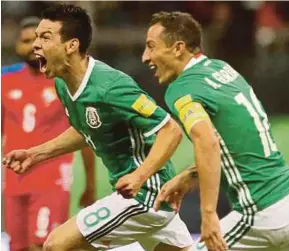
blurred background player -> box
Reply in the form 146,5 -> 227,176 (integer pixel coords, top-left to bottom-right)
1,17 -> 96,251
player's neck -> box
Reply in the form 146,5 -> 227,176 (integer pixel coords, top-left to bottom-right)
178,50 -> 202,74
177,53 -> 195,75
62,54 -> 89,96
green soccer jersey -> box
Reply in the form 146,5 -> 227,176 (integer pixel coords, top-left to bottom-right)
55,56 -> 175,209
165,54 -> 289,215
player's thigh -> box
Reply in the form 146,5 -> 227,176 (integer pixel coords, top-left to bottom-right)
43,216 -> 95,251
138,213 -> 193,251
28,189 -> 70,246
76,192 -> 143,250
77,192 -> 192,251
192,211 -> 273,251
4,194 -> 29,251
154,243 -> 192,251
275,223 -> 289,251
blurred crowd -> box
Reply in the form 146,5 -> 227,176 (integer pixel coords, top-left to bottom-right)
2,1 -> 289,114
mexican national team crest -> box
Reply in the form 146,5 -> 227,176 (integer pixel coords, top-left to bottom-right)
86,106 -> 102,129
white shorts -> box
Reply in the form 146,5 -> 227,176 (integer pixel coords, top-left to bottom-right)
76,192 -> 193,251
193,194 -> 289,251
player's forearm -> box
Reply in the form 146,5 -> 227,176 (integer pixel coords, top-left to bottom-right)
81,147 -> 96,191
193,133 -> 221,214
135,118 -> 182,180
28,127 -> 87,164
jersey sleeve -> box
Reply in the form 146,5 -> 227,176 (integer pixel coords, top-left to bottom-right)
105,75 -> 170,137
165,74 -> 217,134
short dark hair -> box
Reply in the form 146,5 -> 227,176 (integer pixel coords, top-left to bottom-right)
150,11 -> 202,52
42,4 -> 92,54
20,16 -> 40,30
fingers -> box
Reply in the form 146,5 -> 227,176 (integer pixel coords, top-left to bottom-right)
115,180 -> 127,191
9,161 -> 27,174
154,188 -> 168,212
200,233 -> 228,251
116,180 -> 134,199
2,152 -> 15,166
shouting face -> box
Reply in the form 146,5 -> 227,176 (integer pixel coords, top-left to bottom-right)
33,19 -> 67,78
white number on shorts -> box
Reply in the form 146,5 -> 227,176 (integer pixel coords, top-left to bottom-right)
35,207 -> 50,238
235,88 -> 277,157
22,104 -> 36,132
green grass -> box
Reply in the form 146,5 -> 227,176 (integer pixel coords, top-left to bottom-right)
69,116 -> 289,216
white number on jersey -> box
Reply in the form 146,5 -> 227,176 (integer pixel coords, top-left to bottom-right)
35,207 -> 50,238
23,103 -> 36,132
235,88 -> 277,157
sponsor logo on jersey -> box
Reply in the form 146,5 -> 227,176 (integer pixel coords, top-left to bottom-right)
8,89 -> 22,100
85,106 -> 102,129
132,94 -> 157,117
42,87 -> 57,106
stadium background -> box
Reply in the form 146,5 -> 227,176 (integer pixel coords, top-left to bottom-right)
1,0 -> 289,246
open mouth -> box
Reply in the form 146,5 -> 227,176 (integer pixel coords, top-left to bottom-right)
149,64 -> 158,77
35,54 -> 47,73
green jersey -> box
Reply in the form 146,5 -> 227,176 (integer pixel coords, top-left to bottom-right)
165,54 -> 289,214
55,56 -> 175,208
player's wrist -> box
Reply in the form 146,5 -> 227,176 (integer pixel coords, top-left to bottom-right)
180,166 -> 196,183
27,145 -> 48,164
133,167 -> 151,182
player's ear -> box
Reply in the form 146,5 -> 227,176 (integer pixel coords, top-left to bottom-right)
173,41 -> 186,57
66,38 -> 80,55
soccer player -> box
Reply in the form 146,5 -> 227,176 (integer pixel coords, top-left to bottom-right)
2,17 -> 96,251
142,11 -> 289,251
3,5 -> 193,251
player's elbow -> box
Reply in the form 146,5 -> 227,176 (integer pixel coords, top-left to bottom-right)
192,130 -> 220,153
166,118 -> 183,143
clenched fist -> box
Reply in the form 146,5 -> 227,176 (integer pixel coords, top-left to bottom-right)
2,149 -> 35,174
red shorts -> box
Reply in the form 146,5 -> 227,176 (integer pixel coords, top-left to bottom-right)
4,189 -> 70,251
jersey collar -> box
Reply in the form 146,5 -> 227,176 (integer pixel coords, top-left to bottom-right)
67,55 -> 95,101
183,53 -> 207,72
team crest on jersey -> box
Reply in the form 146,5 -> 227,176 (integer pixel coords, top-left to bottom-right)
85,106 -> 102,129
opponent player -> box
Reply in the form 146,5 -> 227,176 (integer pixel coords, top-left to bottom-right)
3,5 -> 193,251
2,17 -> 96,251
142,11 -> 289,251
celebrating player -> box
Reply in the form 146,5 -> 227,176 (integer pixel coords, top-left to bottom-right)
2,17 -> 96,251
143,11 -> 289,251
3,5 -> 193,251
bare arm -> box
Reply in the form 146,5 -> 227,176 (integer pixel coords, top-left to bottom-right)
134,118 -> 182,180
80,147 -> 96,192
189,120 -> 221,214
116,118 -> 183,197
28,126 -> 87,165
79,147 -> 97,207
